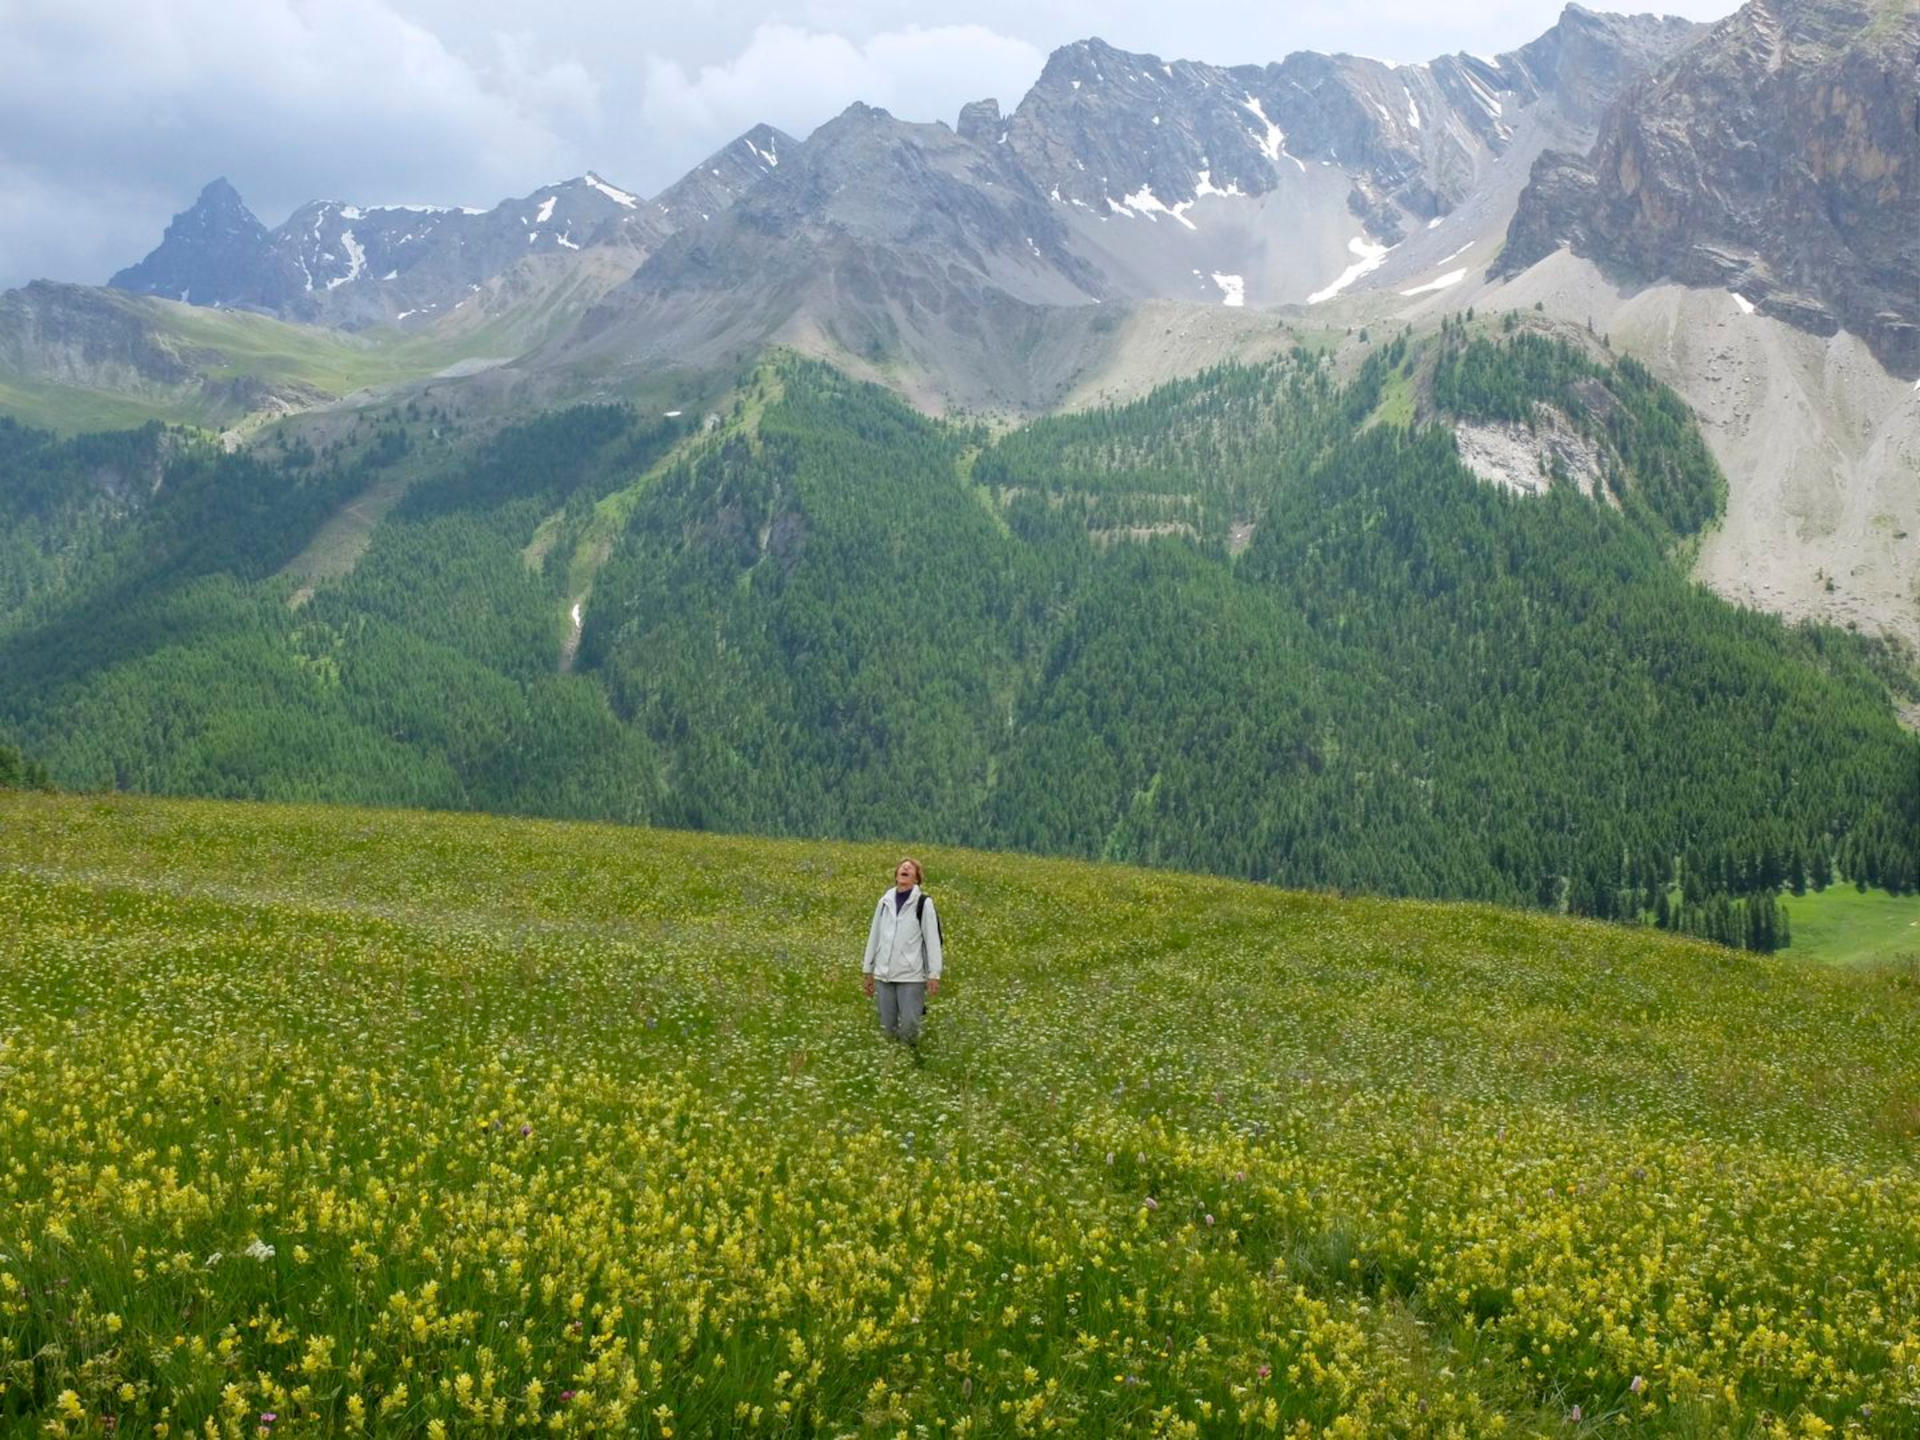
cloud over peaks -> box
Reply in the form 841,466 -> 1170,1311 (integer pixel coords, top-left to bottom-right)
639,23 -> 1044,159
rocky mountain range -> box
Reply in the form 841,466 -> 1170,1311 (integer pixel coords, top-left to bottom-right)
550,4 -> 1713,409
105,5 -> 1703,348
1498,0 -> 1919,372
107,126 -> 794,332
56,0 -> 1915,389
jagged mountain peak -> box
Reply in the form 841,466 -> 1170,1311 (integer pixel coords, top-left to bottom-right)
108,167 -> 674,329
956,99 -> 1004,144
650,124 -> 796,224
1499,0 -> 1918,372
109,177 -> 276,306
720,100 -> 1062,248
820,100 -> 899,130
1031,36 -> 1205,98
1041,35 -> 1163,73
1501,5 -> 1707,123
171,177 -> 267,237
192,177 -> 252,211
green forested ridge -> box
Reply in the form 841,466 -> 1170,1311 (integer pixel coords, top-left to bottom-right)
1431,322 -> 1723,538
1,336 -> 1914,945
0,406 -> 670,818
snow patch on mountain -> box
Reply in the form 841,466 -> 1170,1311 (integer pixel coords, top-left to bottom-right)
325,231 -> 365,291
1192,170 -> 1244,199
583,173 -> 638,208
1240,96 -> 1285,163
1118,184 -> 1198,230
1463,69 -> 1505,117
1308,236 -> 1392,304
1401,268 -> 1468,296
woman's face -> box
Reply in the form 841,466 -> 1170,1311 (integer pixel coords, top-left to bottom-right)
894,860 -> 919,890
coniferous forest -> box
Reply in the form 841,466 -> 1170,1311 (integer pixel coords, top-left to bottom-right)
2,330 -> 1915,950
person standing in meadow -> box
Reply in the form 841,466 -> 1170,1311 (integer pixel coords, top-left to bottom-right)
862,857 -> 942,1046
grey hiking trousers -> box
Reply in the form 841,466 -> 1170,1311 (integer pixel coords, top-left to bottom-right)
875,980 -> 926,1044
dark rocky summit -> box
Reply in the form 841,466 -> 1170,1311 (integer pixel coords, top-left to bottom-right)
109,179 -> 284,309
956,99 -> 1004,145
111,172 -> 671,330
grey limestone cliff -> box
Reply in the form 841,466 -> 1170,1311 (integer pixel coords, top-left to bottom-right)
1500,0 -> 1920,373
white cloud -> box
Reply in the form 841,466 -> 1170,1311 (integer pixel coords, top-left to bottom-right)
0,163 -> 168,301
638,23 -> 1044,160
0,0 -> 586,286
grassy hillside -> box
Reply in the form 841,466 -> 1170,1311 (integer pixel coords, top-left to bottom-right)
1783,885 -> 1920,967
2,792 -> 1916,1436
0,288 -> 504,435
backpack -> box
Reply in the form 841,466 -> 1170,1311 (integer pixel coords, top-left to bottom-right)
917,893 -> 943,952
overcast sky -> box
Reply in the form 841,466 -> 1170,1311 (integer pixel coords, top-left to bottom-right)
0,0 -> 1738,292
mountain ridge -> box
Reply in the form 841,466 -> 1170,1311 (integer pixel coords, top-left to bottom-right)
100,5 -> 1704,340
1497,0 -> 1920,373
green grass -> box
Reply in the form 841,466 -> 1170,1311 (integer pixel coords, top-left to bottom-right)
151,303 -> 450,394
1364,364 -> 1416,430
0,291 -> 565,436
0,374 -> 187,434
1783,884 -> 1920,966
1,791 -> 1916,1437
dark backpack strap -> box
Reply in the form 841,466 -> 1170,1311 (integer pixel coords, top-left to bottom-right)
918,893 -> 940,943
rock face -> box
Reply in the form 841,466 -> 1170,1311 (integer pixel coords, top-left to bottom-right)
556,6 -> 1702,408
109,180 -> 284,310
0,281 -> 325,416
0,281 -> 212,389
1499,0 -> 1920,374
652,124 -> 797,226
107,123 -> 802,333
573,103 -> 1108,409
1003,9 -> 1699,246
956,99 -> 1004,145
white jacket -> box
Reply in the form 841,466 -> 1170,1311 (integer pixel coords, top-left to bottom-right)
862,885 -> 943,983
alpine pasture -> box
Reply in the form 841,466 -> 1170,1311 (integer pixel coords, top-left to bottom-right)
1,793 -> 1915,1436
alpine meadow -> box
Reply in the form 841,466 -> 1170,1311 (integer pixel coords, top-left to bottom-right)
5,0 -> 1920,1433
2,793 -> 1917,1438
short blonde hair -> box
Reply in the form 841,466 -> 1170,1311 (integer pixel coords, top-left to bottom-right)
895,857 -> 924,886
